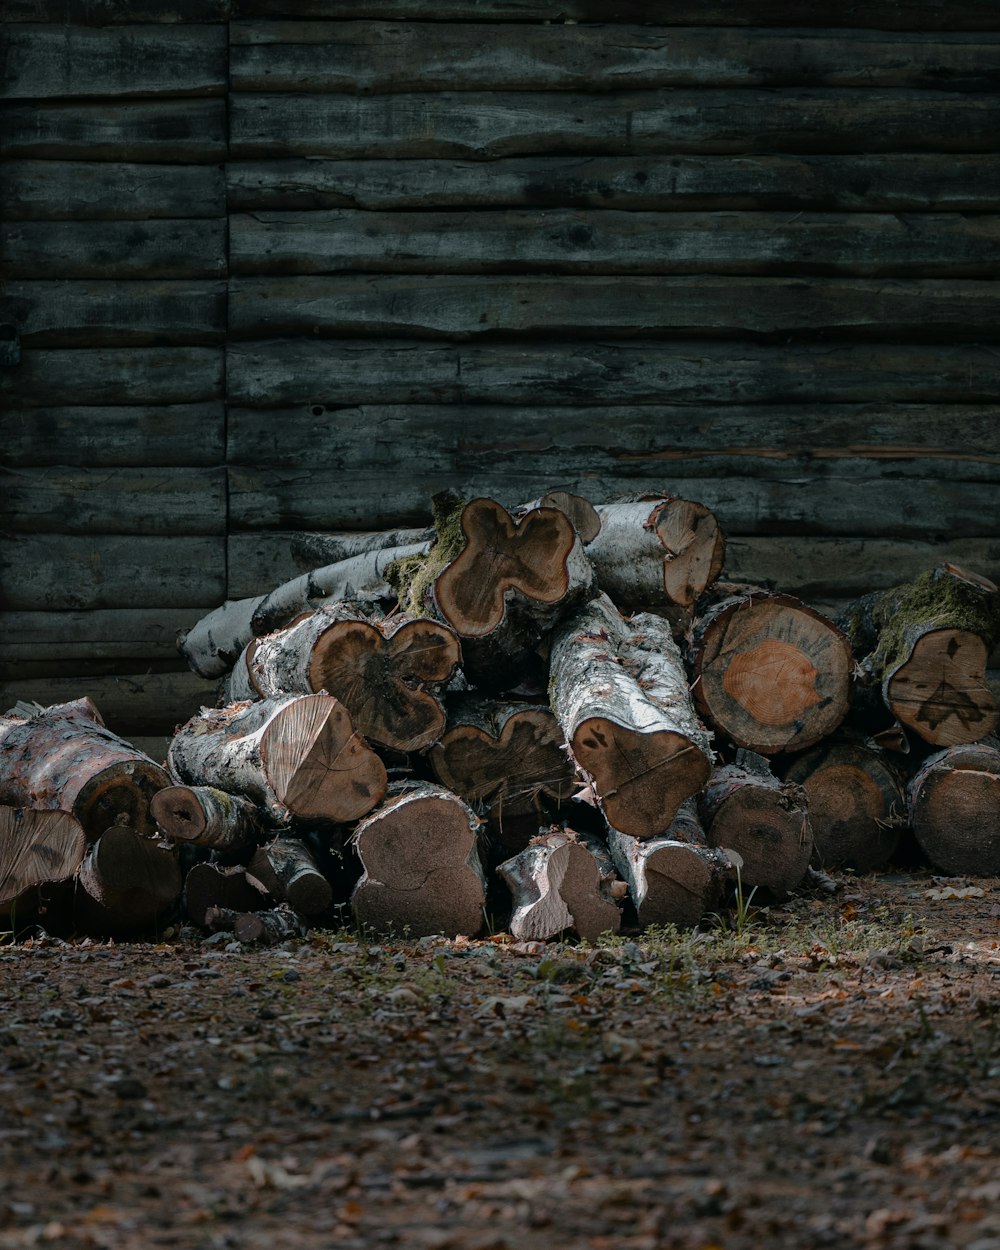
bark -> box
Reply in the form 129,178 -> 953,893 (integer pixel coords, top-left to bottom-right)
498,828 -> 622,942
167,693 -> 387,825
699,763 -> 813,902
74,825 -> 182,936
907,741 -> 1000,877
205,902 -> 307,944
549,593 -> 713,839
513,491 -> 601,543
185,861 -> 271,928
0,697 -> 169,840
838,564 -> 1000,747
0,807 -> 86,909
782,739 -> 905,872
351,781 -> 486,939
223,603 -> 461,753
151,784 -> 262,851
605,801 -> 734,929
246,837 -> 332,916
290,527 -> 434,572
587,497 -> 726,611
688,590 -> 854,754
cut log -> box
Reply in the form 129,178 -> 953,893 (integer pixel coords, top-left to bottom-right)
698,762 -> 812,902
782,739 -> 904,872
0,807 -> 86,909
513,491 -> 602,544
205,902 -> 307,944
605,801 -> 734,928
351,781 -> 486,939
223,604 -> 461,752
390,492 -> 595,688
176,540 -> 429,678
428,697 -> 577,853
167,693 -> 387,825
151,784 -> 262,851
586,497 -> 726,611
0,697 -> 169,839
74,825 -> 182,936
290,527 -> 434,572
497,828 -> 622,942
549,593 -> 713,839
184,861 -> 271,928
246,837 -> 332,916
907,741 -> 1000,877
688,590 -> 854,754
839,564 -> 1000,747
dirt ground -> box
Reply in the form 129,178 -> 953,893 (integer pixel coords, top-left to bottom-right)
0,866 -> 998,1250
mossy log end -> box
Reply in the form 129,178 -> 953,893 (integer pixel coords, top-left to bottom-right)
151,784 -> 262,851
498,828 -> 622,943
0,697 -> 169,840
351,781 -> 486,939
0,807 -> 86,910
167,693 -> 387,825
688,591 -> 854,754
907,742 -> 1000,877
549,593 -> 713,840
839,565 -> 1000,748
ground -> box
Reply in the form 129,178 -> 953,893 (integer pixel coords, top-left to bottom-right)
0,868 -> 998,1250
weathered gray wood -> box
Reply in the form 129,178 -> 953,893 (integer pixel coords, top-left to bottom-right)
227,275 -> 1000,341
1,347 -> 223,405
4,0 -> 229,20
3,221 -> 227,279
5,403 -> 224,467
226,339 -> 1000,407
2,25 -> 227,99
6,280 -> 226,346
226,154 -> 1000,214
230,24 -> 1000,93
230,91 -> 1000,160
0,608 -> 218,665
2,161 -> 225,219
0,100 -> 227,161
228,533 -> 303,598
229,209 -> 1000,278
0,535 -> 225,611
5,467 -> 226,535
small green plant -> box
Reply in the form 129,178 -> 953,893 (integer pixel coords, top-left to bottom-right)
732,863 -> 761,940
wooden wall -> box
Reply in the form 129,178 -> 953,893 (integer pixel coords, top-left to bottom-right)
3,1 -> 1000,748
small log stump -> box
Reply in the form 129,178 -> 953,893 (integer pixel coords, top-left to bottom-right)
907,741 -> 1000,877
151,784 -> 261,852
498,828 -> 622,942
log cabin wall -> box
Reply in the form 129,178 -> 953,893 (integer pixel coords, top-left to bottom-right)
2,1 -> 1000,748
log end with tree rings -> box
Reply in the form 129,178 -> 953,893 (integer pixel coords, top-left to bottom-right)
0,807 -> 86,909
907,743 -> 1000,877
690,593 -> 853,754
884,628 -> 998,747
498,833 -> 622,943
649,496 -> 726,609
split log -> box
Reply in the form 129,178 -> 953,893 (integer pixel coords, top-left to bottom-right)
151,784 -> 261,852
390,492 -> 596,689
782,739 -> 904,872
0,807 -> 86,910
605,801 -> 734,928
74,825 -> 182,936
167,693 -> 387,825
838,564 -> 1000,747
351,781 -> 486,939
907,741 -> 1000,877
0,697 -> 169,840
428,697 -> 577,853
205,902 -> 307,944
223,604 -> 460,753
497,828 -> 622,942
586,497 -> 726,611
246,837 -> 332,916
177,540 -> 429,678
184,861 -> 270,928
688,590 -> 853,753
698,761 -> 812,901
549,593 -> 713,839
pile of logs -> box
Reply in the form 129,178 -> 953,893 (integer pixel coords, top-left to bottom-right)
2,489 -> 998,944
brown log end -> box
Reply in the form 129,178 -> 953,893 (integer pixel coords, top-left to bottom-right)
75,827 -> 182,934
651,497 -> 726,608
702,786 -> 813,902
637,843 -> 726,929
909,745 -> 1000,877
73,757 -> 171,841
151,785 -> 211,843
541,490 -> 602,544
500,838 -> 621,943
886,629 -> 998,747
0,807 -> 86,907
185,862 -> 270,929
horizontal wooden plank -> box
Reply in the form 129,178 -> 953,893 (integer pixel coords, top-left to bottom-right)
5,280 -> 227,346
228,275 -> 1000,342
0,534 -> 225,610
229,210 -> 1000,278
0,347 -> 224,405
227,339 -> 1000,406
5,467 -> 227,535
226,154 -> 1000,214
230,90 -> 1000,159
2,25 -> 227,99
4,0 -> 228,21
5,403 -> 224,467
230,23 -> 1000,93
2,220 -> 227,279
0,100 -> 227,161
2,161 -> 225,219
0,608 -> 215,664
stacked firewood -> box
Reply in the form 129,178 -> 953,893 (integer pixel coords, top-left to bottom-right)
2,490 -> 998,943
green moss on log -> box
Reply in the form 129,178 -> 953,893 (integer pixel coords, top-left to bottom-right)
386,490 -> 468,618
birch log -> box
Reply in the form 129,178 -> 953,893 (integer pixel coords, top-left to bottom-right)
549,593 -> 713,839
907,741 -> 1000,876
167,693 -> 387,825
0,697 -> 169,840
498,828 -> 622,942
0,807 -> 86,910
246,837 -> 332,916
351,781 -> 486,938
205,903 -> 307,944
151,784 -> 262,852
513,491 -> 602,543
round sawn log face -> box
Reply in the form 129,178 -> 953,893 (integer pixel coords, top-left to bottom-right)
884,628 -> 997,747
907,743 -> 1000,877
